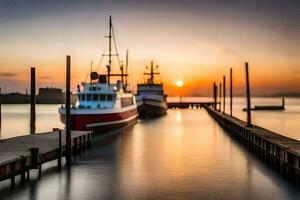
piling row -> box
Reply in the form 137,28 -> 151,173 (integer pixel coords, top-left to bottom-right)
204,105 -> 300,185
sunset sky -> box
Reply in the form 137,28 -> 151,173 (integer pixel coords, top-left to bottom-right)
0,0 -> 299,96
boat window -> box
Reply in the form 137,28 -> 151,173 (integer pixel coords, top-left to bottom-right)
121,97 -> 133,107
107,94 -> 113,101
81,94 -> 86,101
100,94 -> 106,101
92,94 -> 98,101
87,94 -> 92,101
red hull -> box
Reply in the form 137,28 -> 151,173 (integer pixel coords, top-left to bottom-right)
60,108 -> 138,132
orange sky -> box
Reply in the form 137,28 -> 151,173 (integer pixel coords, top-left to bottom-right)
0,0 -> 299,96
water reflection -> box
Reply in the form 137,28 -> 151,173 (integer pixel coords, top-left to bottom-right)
0,109 -> 299,199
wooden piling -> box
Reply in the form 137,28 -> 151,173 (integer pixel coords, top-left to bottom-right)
212,83 -> 214,109
58,129 -> 62,168
53,128 -> 62,168
20,156 -> 26,183
30,67 -> 36,134
215,84 -> 218,111
30,147 -> 39,169
230,68 -> 233,117
223,76 -> 226,113
219,82 -> 222,112
0,87 -> 2,130
213,82 -> 217,110
66,55 -> 72,166
38,165 -> 42,177
245,62 -> 252,127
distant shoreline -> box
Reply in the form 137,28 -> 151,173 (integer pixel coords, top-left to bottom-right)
1,95 -> 300,105
1,89 -> 300,105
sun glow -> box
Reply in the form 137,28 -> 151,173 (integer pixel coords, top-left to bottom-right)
175,80 -> 183,88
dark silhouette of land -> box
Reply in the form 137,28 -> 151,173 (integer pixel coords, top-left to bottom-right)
0,87 -> 65,104
1,88 -> 300,104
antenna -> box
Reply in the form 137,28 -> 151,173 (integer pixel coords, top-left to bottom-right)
150,60 -> 154,80
90,61 -> 93,84
125,49 -> 129,85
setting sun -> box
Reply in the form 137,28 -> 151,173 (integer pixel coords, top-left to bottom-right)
175,80 -> 183,88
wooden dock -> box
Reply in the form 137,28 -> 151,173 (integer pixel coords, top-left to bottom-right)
0,130 -> 92,185
168,102 -> 212,109
204,105 -> 300,185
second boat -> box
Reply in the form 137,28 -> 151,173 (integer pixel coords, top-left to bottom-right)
136,61 -> 167,118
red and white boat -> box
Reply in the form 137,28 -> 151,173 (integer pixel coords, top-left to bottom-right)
59,16 -> 138,131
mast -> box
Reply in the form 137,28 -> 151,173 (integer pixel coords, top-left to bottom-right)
90,61 -> 93,84
102,16 -> 128,84
107,15 -> 112,84
144,60 -> 159,83
150,60 -> 154,80
125,49 -> 129,85
121,62 -> 124,84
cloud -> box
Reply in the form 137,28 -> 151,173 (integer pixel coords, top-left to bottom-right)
0,72 -> 17,77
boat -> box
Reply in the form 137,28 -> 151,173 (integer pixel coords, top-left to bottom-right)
136,61 -> 167,118
59,16 -> 138,131
242,98 -> 285,111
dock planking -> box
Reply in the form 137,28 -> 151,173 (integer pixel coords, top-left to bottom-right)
205,105 -> 300,185
0,130 -> 92,183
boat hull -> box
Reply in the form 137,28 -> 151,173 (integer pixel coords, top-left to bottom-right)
59,108 -> 138,132
137,99 -> 167,118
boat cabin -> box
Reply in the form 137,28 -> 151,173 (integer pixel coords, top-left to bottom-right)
75,80 -> 134,110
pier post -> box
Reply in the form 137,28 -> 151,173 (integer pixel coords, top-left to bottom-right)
53,128 -> 62,168
215,84 -> 218,111
20,156 -> 26,183
0,87 -> 2,130
245,62 -> 252,127
30,67 -> 36,134
230,68 -> 233,117
30,147 -> 39,169
58,129 -> 62,168
219,82 -> 222,112
66,55 -> 72,166
223,76 -> 226,113
213,82 -> 217,110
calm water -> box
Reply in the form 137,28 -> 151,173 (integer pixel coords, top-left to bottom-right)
1,98 -> 300,140
170,97 -> 300,141
0,102 -> 299,199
